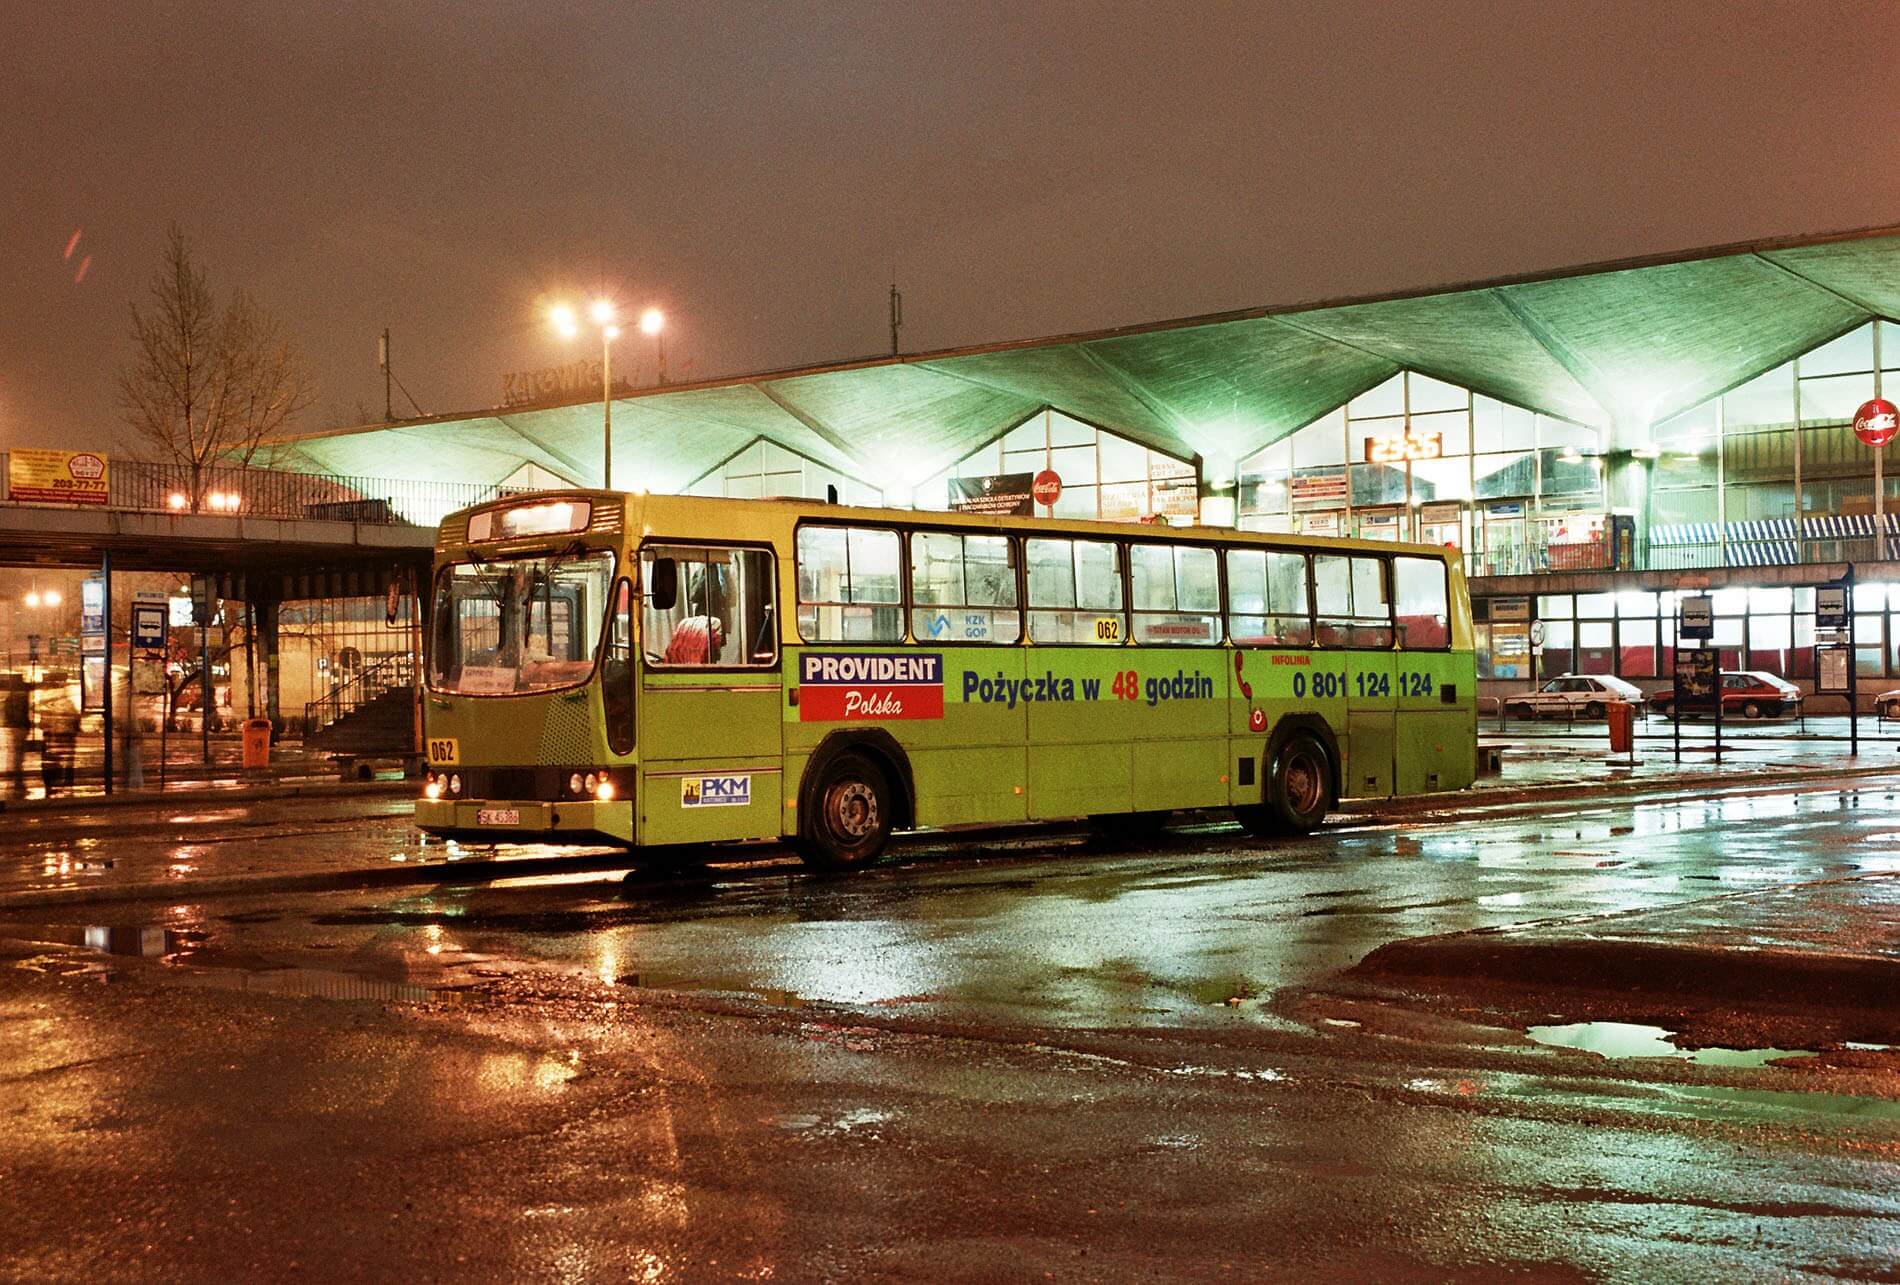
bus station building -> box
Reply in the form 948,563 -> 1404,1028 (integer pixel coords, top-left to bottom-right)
275,224 -> 1900,708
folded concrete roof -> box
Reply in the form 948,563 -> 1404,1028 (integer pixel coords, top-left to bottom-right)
275,222 -> 1900,495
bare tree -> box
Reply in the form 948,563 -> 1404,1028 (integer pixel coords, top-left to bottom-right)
118,226 -> 315,510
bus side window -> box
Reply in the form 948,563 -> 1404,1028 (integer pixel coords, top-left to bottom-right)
604,579 -> 634,752
643,546 -> 778,667
1027,538 -> 1123,643
1228,549 -> 1311,646
1394,556 -> 1450,649
911,532 -> 1019,644
1129,543 -> 1220,645
1315,554 -> 1394,649
797,525 -> 903,642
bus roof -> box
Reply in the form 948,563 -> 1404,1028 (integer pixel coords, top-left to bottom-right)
439,489 -> 1463,562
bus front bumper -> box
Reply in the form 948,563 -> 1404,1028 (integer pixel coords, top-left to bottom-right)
414,798 -> 633,844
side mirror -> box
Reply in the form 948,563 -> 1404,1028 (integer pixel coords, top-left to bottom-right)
648,558 -> 679,612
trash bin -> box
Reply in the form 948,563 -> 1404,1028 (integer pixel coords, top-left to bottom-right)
1606,700 -> 1635,755
241,717 -> 273,770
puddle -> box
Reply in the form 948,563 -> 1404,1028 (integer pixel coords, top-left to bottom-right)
1528,1020 -> 1817,1067
5,922 -> 201,958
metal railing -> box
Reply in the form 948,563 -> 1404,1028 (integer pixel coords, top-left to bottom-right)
304,652 -> 415,736
0,454 -> 548,529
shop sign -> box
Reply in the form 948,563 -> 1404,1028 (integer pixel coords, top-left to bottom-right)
1150,472 -> 1199,517
1291,474 -> 1348,506
1300,512 -> 1341,537
1418,503 -> 1463,525
1489,597 -> 1530,622
9,449 -> 108,506
1031,469 -> 1063,507
949,473 -> 1033,516
1485,501 -> 1525,518
1854,398 -> 1900,448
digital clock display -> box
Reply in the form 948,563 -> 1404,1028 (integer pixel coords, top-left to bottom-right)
1364,431 -> 1444,464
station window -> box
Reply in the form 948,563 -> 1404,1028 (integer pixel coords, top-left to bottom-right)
909,532 -> 1021,644
642,545 -> 778,667
1314,554 -> 1393,649
1392,556 -> 1450,649
1128,543 -> 1221,645
795,525 -> 903,643
1026,538 -> 1125,644
1227,548 -> 1312,646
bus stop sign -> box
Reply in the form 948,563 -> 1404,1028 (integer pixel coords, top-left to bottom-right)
1817,584 -> 1849,629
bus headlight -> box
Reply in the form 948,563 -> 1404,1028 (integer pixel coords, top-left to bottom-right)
569,772 -> 585,796
584,772 -> 599,793
595,780 -> 616,801
448,774 -> 462,796
423,778 -> 443,801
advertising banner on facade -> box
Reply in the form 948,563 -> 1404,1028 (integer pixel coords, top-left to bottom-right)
8,450 -> 108,505
949,473 -> 1034,516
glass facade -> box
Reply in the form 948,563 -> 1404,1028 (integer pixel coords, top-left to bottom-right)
1236,372 -> 1608,574
916,409 -> 1200,522
687,439 -> 883,507
1651,320 -> 1900,549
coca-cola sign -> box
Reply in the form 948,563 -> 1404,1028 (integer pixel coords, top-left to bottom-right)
1854,397 -> 1899,448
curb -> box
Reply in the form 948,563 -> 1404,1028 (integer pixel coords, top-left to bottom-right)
1346,760 -> 1900,817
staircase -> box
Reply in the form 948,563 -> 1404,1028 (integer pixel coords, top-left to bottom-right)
304,654 -> 417,756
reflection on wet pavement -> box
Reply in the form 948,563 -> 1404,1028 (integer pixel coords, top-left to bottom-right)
1528,1020 -> 1819,1067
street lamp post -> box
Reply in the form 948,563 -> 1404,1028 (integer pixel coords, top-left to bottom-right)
552,300 -> 621,489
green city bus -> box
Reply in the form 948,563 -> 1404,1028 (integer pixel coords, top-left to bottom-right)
416,490 -> 1476,867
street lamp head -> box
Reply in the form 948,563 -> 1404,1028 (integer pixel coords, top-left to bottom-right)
639,308 -> 664,336
590,299 -> 616,326
23,592 -> 39,608
549,303 -> 580,339
42,590 -> 60,606
603,324 -> 620,341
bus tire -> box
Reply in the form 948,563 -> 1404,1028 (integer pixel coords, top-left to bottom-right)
1236,733 -> 1332,838
795,751 -> 894,870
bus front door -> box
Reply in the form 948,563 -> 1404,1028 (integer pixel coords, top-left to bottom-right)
635,545 -> 785,845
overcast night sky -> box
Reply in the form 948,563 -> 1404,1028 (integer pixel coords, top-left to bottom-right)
4,1 -> 1899,456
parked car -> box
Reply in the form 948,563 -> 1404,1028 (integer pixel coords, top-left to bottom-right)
1502,674 -> 1645,720
1649,670 -> 1801,720
1877,688 -> 1900,719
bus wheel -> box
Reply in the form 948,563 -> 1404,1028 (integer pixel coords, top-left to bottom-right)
797,752 -> 894,869
1236,734 -> 1332,838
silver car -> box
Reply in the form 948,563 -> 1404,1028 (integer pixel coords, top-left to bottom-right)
1504,674 -> 1645,720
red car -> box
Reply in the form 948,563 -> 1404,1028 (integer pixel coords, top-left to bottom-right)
1649,670 -> 1802,720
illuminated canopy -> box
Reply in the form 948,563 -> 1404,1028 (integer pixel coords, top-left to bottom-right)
274,223 -> 1900,496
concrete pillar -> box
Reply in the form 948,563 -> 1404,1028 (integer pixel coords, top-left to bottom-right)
257,591 -> 283,732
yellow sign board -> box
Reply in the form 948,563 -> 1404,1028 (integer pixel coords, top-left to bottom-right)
426,737 -> 459,766
8,449 -> 108,506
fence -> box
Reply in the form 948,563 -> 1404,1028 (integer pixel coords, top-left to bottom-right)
0,454 -> 545,529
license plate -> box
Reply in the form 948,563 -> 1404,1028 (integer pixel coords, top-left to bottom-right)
477,808 -> 520,826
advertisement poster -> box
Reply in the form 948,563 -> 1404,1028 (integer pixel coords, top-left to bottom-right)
1674,647 -> 1718,710
949,473 -> 1034,516
8,449 -> 108,505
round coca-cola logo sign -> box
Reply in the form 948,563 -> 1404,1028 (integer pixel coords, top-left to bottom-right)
1854,398 -> 1899,448
1031,469 -> 1062,507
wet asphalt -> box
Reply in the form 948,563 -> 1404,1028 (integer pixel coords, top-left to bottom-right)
4,764 -> 1900,1278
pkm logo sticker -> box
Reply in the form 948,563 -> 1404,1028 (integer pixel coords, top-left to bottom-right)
682,775 -> 752,808
797,651 -> 944,722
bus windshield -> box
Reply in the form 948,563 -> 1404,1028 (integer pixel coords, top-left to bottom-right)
430,549 -> 616,695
